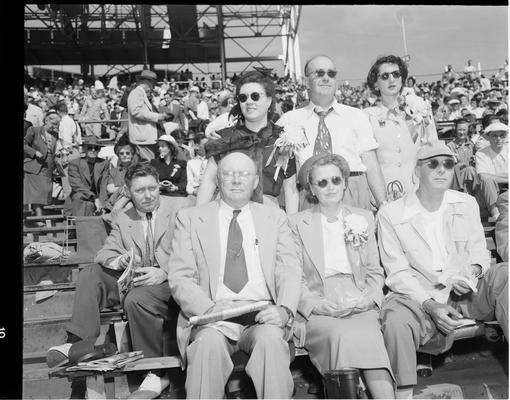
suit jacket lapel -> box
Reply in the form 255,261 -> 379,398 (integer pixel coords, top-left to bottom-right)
196,202 -> 221,299
299,207 -> 326,284
153,205 -> 170,247
80,159 -> 92,186
251,203 -> 276,300
126,208 -> 145,257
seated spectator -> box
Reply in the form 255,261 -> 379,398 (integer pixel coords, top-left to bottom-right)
103,140 -> 137,213
150,135 -> 188,198
475,122 -> 508,220
167,152 -> 301,399
448,98 -> 462,120
448,118 -> 478,195
496,191 -> 508,262
377,141 -> 508,399
204,90 -> 235,139
63,136 -> 109,216
47,163 -> 186,398
186,136 -> 208,196
290,153 -> 395,398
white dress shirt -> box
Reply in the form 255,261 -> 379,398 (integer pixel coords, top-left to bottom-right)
320,211 -> 352,277
186,156 -> 207,195
276,100 -> 378,172
416,201 -> 448,273
475,144 -> 508,178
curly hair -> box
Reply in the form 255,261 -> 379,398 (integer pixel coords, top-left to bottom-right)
229,70 -> 276,122
366,55 -> 408,95
124,162 -> 159,188
305,154 -> 350,204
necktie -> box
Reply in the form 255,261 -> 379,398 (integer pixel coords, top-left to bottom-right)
143,212 -> 155,268
313,107 -> 334,155
223,210 -> 248,293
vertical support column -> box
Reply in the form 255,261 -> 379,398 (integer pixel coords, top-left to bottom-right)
216,5 -> 227,87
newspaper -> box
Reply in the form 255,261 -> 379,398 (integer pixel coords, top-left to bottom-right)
65,351 -> 144,372
188,300 -> 271,326
117,248 -> 137,305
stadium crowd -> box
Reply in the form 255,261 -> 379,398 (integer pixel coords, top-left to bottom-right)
23,55 -> 508,399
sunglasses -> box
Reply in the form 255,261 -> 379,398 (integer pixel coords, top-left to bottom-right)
312,176 -> 343,188
378,71 -> 402,80
86,146 -> 101,152
309,69 -> 338,79
421,158 -> 455,170
237,92 -> 265,103
119,151 -> 132,156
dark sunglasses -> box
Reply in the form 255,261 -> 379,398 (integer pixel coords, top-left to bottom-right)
237,92 -> 265,103
119,151 -> 132,156
312,176 -> 343,188
378,70 -> 402,80
309,69 -> 338,79
422,158 -> 455,170
86,146 -> 101,152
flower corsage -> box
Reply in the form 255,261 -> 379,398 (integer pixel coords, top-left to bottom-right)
265,124 -> 308,181
344,214 -> 369,249
397,88 -> 433,143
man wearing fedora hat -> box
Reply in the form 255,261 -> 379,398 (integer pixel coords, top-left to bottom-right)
128,69 -> 172,161
63,135 -> 109,216
377,140 -> 508,398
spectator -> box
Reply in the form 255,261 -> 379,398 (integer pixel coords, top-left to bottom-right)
150,135 -> 188,199
186,136 -> 208,196
475,121 -> 508,220
448,118 -> 479,195
24,111 -> 61,221
25,94 -> 45,127
167,152 -> 301,399
378,140 -> 508,399
448,98 -> 462,120
78,82 -> 110,138
127,70 -> 171,161
205,90 -> 235,138
495,191 -> 508,262
63,136 -> 109,216
196,90 -> 210,121
464,59 -> 477,81
24,102 -> 33,136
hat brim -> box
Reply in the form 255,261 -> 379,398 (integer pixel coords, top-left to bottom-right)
136,75 -> 157,83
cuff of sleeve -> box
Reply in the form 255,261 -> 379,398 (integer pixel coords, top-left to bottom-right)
414,292 -> 432,308
105,255 -> 123,271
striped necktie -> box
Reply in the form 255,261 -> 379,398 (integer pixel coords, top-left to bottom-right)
143,212 -> 155,268
313,107 -> 334,155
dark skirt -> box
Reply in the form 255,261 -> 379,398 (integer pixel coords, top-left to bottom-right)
24,168 -> 53,205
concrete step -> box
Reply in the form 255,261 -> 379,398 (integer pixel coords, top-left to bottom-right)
24,321 -> 68,354
24,291 -> 75,320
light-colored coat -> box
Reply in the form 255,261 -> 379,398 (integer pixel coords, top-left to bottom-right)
289,205 -> 384,320
377,190 -> 490,305
127,85 -> 160,145
167,200 -> 302,365
95,196 -> 193,273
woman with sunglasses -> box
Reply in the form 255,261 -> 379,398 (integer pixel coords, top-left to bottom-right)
196,70 -> 297,209
290,153 -> 395,399
364,55 -> 437,201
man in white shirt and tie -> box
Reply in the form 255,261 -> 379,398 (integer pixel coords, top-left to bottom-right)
168,151 -> 302,398
46,163 -> 191,398
277,55 -> 387,213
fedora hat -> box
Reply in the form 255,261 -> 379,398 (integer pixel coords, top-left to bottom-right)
136,70 -> 158,83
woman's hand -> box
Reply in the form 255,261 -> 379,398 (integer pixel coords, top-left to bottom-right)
312,299 -> 342,317
352,295 -> 375,314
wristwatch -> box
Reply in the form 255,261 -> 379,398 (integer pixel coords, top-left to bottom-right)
280,305 -> 294,328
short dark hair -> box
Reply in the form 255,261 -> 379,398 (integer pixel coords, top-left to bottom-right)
56,102 -> 68,113
366,55 -> 409,94
124,162 -> 159,187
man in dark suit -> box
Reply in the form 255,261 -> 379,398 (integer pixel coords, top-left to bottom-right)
63,136 -> 109,216
48,163 -> 192,398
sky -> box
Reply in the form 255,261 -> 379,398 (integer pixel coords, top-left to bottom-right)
28,5 -> 508,85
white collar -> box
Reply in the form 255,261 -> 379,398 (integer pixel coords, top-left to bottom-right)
402,190 -> 465,221
135,205 -> 159,220
306,99 -> 342,117
219,199 -> 251,216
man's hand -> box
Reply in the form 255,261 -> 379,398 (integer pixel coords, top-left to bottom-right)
94,198 -> 103,212
451,279 -> 473,296
118,253 -> 142,270
35,150 -> 44,159
254,305 -> 288,327
133,267 -> 167,286
422,299 -> 463,335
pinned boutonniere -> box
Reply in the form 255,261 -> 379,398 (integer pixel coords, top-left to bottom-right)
265,124 -> 309,181
170,164 -> 181,178
344,214 -> 369,249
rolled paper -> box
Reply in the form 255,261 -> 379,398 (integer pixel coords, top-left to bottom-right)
188,300 -> 271,326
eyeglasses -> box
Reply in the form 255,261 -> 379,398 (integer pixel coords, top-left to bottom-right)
489,132 -> 507,139
308,69 -> 338,79
221,170 -> 253,180
312,176 -> 343,188
119,151 -> 132,156
378,71 -> 402,80
237,92 -> 265,103
86,146 -> 101,152
421,158 -> 455,170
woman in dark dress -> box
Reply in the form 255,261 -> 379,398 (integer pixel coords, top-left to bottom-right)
150,134 -> 188,197
195,70 -> 298,211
